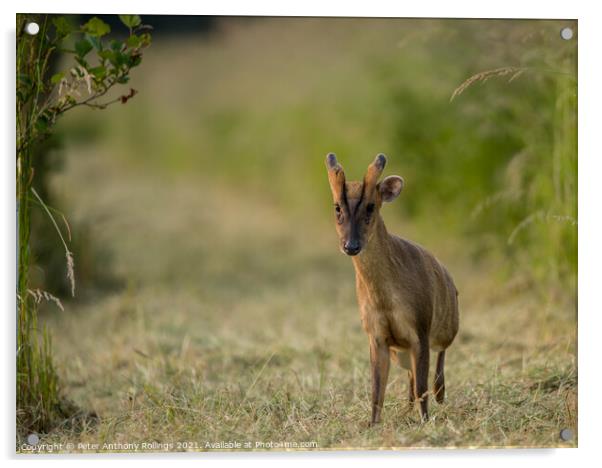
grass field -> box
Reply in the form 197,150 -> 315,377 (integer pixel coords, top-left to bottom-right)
33,150 -> 576,450
21,17 -> 576,451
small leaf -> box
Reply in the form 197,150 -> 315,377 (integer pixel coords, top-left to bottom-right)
75,38 -> 93,58
113,51 -> 127,68
75,56 -> 89,68
82,17 -> 111,37
139,33 -> 152,47
87,34 -> 103,51
127,52 -> 142,68
120,88 -> 138,104
110,39 -> 123,52
35,115 -> 49,134
88,66 -> 106,81
50,72 -> 64,84
126,35 -> 142,48
53,17 -> 74,38
119,15 -> 141,28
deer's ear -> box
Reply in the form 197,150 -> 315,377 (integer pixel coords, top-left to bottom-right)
378,176 -> 404,203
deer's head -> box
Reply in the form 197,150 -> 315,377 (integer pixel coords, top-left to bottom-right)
325,153 -> 404,256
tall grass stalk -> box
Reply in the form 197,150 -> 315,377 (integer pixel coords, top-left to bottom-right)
31,187 -> 76,297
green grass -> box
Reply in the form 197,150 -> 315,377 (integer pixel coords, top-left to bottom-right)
20,17 -> 577,451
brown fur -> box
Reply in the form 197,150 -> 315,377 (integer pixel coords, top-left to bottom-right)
326,153 -> 459,424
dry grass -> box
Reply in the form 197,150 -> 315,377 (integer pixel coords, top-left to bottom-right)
22,150 -> 576,452
450,67 -> 527,102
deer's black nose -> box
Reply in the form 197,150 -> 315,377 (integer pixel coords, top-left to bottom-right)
344,240 -> 361,256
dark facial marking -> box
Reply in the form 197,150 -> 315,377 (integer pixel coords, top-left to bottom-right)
365,203 -> 375,224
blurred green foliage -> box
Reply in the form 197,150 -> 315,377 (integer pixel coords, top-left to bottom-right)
384,20 -> 577,296
56,18 -> 576,300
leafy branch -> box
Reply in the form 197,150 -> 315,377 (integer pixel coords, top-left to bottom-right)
17,15 -> 152,154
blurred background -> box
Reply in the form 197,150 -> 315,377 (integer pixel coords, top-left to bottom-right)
31,17 -> 577,447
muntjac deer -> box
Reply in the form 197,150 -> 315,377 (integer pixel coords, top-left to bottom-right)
325,153 -> 459,424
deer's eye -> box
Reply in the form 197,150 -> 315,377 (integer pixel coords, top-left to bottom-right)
334,204 -> 343,224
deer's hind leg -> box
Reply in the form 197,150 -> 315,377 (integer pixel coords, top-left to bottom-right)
391,350 -> 414,403
433,350 -> 446,404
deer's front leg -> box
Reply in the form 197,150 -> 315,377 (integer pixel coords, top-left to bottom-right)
410,338 -> 430,422
369,337 -> 390,425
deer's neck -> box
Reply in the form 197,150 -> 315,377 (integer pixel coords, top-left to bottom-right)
351,215 -> 394,286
